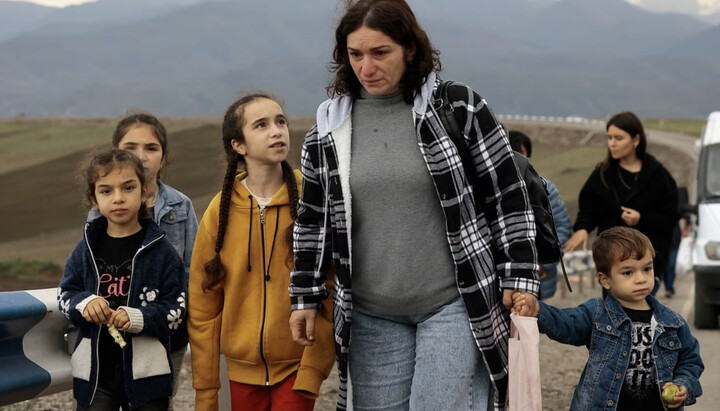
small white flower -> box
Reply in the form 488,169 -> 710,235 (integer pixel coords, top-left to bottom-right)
139,288 -> 159,307
167,309 -> 182,330
177,293 -> 186,309
59,298 -> 71,318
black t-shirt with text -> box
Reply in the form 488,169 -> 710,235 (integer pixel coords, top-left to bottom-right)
93,227 -> 145,387
617,306 -> 665,411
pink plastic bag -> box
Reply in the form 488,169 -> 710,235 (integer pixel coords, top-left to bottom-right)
506,312 -> 542,411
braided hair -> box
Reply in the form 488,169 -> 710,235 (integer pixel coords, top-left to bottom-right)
202,93 -> 299,291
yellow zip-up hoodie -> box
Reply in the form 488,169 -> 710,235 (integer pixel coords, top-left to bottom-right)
188,170 -> 334,410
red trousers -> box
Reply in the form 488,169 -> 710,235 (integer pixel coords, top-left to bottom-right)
229,372 -> 315,411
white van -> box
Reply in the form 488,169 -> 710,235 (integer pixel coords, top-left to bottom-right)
693,111 -> 720,328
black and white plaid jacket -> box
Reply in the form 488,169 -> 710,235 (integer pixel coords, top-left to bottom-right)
290,72 -> 540,411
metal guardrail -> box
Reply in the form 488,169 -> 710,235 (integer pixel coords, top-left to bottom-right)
496,114 -> 606,126
0,288 -> 72,406
0,254 -> 597,407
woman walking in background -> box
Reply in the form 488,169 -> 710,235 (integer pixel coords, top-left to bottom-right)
88,113 -> 198,408
288,1 -> 539,409
188,93 -> 335,411
564,111 -> 679,295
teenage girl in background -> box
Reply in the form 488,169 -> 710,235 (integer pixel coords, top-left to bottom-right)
188,93 -> 335,411
89,113 -> 198,408
60,148 -> 186,410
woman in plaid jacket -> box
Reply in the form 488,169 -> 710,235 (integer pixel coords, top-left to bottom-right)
289,1 -> 540,410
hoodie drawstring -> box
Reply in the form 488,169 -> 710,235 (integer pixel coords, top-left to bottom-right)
247,195 -> 253,271
264,210 -> 280,281
247,195 -> 281,279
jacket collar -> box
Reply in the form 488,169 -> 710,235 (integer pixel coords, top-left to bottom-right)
84,216 -> 165,248
603,292 -> 683,329
316,72 -> 438,135
155,180 -> 183,208
231,170 -> 299,209
607,153 -> 662,186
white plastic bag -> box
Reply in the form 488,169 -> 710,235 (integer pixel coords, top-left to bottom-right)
675,236 -> 693,278
506,313 -> 542,411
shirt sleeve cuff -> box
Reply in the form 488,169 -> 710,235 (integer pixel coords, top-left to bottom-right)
501,277 -> 540,296
76,294 -> 105,316
119,306 -> 145,333
292,367 -> 324,399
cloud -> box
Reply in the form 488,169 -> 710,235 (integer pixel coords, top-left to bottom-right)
627,0 -> 720,15
5,0 -> 97,8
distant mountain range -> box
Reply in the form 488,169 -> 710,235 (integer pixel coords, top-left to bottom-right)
0,0 -> 718,118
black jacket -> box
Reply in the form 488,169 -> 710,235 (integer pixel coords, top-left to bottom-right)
574,153 -> 679,275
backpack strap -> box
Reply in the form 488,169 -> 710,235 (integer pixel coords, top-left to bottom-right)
434,81 -> 476,187
433,80 -> 572,293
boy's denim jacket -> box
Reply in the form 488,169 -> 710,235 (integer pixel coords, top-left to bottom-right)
538,294 -> 703,410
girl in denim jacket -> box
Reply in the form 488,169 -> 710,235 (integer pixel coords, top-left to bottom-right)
514,227 -> 703,410
88,113 -> 198,409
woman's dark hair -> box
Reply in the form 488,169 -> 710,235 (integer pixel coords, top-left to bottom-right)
80,147 -> 150,219
328,0 -> 441,103
112,113 -> 169,180
202,93 -> 299,291
600,111 -> 647,187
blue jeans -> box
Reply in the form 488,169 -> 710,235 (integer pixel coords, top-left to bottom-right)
539,264 -> 557,300
349,298 -> 491,411
664,226 -> 681,294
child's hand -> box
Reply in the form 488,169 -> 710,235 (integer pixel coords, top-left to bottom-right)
662,382 -> 687,409
511,291 -> 526,313
83,297 -> 113,325
108,308 -> 131,331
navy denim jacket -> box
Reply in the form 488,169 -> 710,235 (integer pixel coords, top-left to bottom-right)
538,295 -> 703,410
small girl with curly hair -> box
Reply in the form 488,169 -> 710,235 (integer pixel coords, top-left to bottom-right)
59,148 -> 186,410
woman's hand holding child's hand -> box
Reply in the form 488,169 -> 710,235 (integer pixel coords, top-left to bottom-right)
505,291 -> 539,317
662,382 -> 687,409
83,297 -> 113,325
511,292 -> 526,313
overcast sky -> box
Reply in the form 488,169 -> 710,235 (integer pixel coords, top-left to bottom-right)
6,0 -> 720,15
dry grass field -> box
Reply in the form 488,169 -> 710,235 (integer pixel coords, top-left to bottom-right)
0,117 -> 696,291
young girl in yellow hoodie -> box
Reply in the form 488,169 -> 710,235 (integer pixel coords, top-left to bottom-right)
188,93 -> 335,410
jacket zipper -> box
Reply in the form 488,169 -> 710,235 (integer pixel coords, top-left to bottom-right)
84,223 -> 164,408
83,223 -> 102,407
124,234 -> 164,408
258,206 -> 271,385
